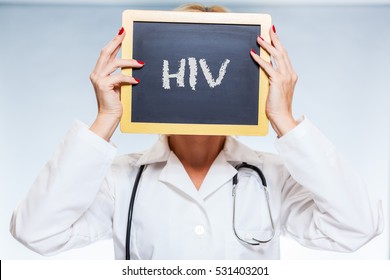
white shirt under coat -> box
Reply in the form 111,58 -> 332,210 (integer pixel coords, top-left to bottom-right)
10,118 -> 383,259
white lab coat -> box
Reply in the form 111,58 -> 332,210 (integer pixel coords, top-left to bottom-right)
10,118 -> 383,259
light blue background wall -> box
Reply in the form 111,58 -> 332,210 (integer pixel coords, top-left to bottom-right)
0,2 -> 389,259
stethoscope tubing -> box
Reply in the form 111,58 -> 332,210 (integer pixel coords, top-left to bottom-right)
125,164 -> 145,260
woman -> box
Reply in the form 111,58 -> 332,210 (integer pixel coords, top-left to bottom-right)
10,4 -> 383,259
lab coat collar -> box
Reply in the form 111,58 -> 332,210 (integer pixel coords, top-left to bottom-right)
135,135 -> 171,166
136,135 -> 259,166
222,136 -> 262,166
158,151 -> 202,202
136,135 -> 261,167
158,150 -> 238,203
136,135 -> 262,202
198,152 -> 237,200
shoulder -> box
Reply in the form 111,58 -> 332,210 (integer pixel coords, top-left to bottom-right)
111,153 -> 143,172
254,150 -> 290,182
225,136 -> 284,168
107,153 -> 145,194
254,150 -> 284,168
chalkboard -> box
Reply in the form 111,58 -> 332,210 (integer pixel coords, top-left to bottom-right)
121,10 -> 272,135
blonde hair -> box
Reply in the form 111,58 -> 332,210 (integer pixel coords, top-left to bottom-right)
175,3 -> 229,13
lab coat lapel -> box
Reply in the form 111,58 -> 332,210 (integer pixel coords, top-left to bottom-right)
197,136 -> 262,200
159,152 -> 237,203
199,152 -> 237,200
158,152 -> 204,204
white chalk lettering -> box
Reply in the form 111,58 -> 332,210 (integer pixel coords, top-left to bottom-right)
199,58 -> 230,89
162,58 -> 186,90
162,58 -> 230,91
188,57 -> 198,91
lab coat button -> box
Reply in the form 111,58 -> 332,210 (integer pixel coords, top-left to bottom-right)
194,225 -> 205,235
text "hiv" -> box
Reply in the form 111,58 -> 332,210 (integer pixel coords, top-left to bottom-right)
162,58 -> 230,91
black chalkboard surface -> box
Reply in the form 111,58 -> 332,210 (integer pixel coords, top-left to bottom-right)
121,10 -> 272,135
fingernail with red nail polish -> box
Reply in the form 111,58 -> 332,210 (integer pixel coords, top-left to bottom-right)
134,78 -> 140,83
137,60 -> 145,65
118,27 -> 124,35
250,49 -> 256,54
258,36 -> 264,41
272,25 -> 276,33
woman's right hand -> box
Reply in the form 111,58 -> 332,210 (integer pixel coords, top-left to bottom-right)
89,27 -> 144,141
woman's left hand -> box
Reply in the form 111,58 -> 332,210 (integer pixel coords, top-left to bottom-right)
250,25 -> 298,137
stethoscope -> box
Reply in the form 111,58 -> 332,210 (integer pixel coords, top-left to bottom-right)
125,162 -> 275,260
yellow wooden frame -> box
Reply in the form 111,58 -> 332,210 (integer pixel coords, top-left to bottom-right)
121,10 -> 271,136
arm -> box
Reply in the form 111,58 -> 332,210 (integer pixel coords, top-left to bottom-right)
10,121 -> 117,255
251,26 -> 383,251
10,27 -> 144,255
276,118 -> 383,251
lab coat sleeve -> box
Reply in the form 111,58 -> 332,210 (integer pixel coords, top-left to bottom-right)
275,118 -> 383,252
10,120 -> 117,256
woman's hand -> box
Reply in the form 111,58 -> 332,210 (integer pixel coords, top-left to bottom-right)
89,27 -> 144,141
250,25 -> 298,137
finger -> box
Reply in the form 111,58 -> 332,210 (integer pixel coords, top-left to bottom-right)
92,73 -> 139,92
269,25 -> 284,51
102,59 -> 145,76
110,43 -> 122,61
93,27 -> 126,74
256,35 -> 288,74
106,73 -> 140,88
268,26 -> 295,74
250,49 -> 276,78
